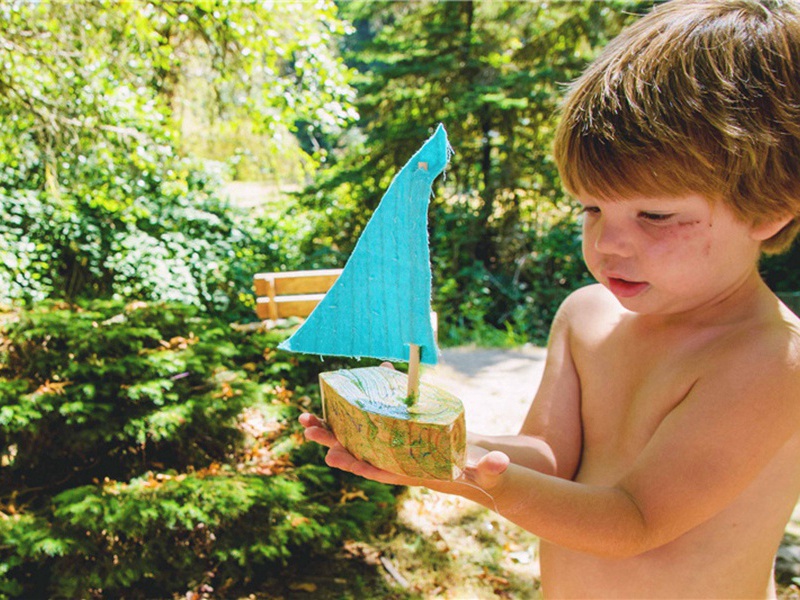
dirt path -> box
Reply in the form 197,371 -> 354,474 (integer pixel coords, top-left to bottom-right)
422,344 -> 547,436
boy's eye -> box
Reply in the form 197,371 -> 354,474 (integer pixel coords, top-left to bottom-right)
639,211 -> 675,223
580,206 -> 601,216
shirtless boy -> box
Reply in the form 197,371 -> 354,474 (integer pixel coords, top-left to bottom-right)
301,0 -> 800,597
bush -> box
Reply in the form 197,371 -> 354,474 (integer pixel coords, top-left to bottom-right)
430,197 -> 593,347
0,155 -> 273,320
761,243 -> 800,294
0,301 -> 398,598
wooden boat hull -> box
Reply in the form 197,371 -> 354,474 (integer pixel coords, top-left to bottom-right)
320,366 -> 466,480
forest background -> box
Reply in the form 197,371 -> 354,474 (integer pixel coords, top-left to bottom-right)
1,1 -> 798,598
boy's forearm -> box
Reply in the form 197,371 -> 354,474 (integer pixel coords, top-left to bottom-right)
492,464 -> 650,558
429,462 -> 650,559
468,432 -> 560,476
308,418 -> 651,558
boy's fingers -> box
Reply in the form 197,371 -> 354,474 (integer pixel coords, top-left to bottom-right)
325,444 -> 364,472
325,446 -> 396,484
300,412 -> 420,486
298,413 -> 392,481
325,445 -> 419,486
299,413 -> 340,448
299,412 -> 325,428
303,425 -> 338,448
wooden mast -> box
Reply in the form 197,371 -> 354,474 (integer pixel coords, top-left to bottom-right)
407,343 -> 421,400
405,159 -> 427,402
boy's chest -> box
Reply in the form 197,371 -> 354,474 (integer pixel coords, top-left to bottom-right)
571,325 -> 713,480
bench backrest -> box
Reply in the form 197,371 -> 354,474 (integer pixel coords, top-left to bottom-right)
254,269 -> 343,320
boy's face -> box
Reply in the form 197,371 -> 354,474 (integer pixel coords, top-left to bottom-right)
578,192 -> 765,316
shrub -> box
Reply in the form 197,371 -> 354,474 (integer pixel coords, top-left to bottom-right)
0,156 -> 275,321
430,197 -> 593,347
0,301 -> 397,598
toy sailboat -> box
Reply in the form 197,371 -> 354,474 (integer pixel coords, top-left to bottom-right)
279,124 -> 466,480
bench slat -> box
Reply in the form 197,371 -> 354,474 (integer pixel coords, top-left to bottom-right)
254,269 -> 343,296
255,294 -> 327,320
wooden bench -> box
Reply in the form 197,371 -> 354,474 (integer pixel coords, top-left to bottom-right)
254,268 -> 439,343
254,268 -> 343,321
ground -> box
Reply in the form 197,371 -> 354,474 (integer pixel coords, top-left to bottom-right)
423,344 -> 546,437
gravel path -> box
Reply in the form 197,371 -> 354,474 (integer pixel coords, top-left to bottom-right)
422,344 -> 547,436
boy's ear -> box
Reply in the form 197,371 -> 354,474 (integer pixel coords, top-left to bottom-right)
750,214 -> 794,241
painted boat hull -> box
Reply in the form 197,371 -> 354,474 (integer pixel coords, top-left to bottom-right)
320,366 -> 466,480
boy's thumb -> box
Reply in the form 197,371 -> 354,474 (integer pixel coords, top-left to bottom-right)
479,450 -> 510,475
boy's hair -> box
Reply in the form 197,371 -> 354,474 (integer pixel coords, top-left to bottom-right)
554,0 -> 800,254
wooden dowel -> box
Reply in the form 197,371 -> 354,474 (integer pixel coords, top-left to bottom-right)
407,343 -> 420,401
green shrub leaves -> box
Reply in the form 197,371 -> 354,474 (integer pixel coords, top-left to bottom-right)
0,301 -> 397,597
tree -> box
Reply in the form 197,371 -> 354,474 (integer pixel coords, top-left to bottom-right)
0,0 -> 356,307
300,1 -> 651,342
0,0 -> 355,183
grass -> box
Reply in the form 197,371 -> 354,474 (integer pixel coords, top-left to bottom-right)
372,488 -> 542,599
250,487 -> 540,599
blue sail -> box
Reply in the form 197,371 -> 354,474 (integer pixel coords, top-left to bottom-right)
278,124 -> 451,366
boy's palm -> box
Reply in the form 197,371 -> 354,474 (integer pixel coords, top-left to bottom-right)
299,412 -> 509,489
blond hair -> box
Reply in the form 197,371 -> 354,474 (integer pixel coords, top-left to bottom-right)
554,0 -> 800,254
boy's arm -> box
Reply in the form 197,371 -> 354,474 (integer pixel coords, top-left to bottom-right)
486,330 -> 800,557
469,299 -> 583,479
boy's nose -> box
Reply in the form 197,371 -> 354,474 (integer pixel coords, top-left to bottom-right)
592,219 -> 633,256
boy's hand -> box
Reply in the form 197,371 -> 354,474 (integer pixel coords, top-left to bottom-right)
463,445 -> 511,491
299,412 -> 510,492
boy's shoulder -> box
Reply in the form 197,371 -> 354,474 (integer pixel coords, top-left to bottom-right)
560,282 -> 617,315
558,283 -> 800,388
554,283 -> 625,339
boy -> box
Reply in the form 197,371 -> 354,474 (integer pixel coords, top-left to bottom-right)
301,0 -> 800,596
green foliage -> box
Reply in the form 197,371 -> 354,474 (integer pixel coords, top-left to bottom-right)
0,301 -> 247,483
0,159 -> 271,317
431,199 -> 594,346
335,0 -> 638,216
293,1 -> 648,343
0,0 -> 355,175
0,0 -> 357,312
761,244 -> 800,294
0,301 -> 398,597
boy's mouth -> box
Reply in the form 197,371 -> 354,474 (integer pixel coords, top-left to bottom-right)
606,277 -> 649,298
